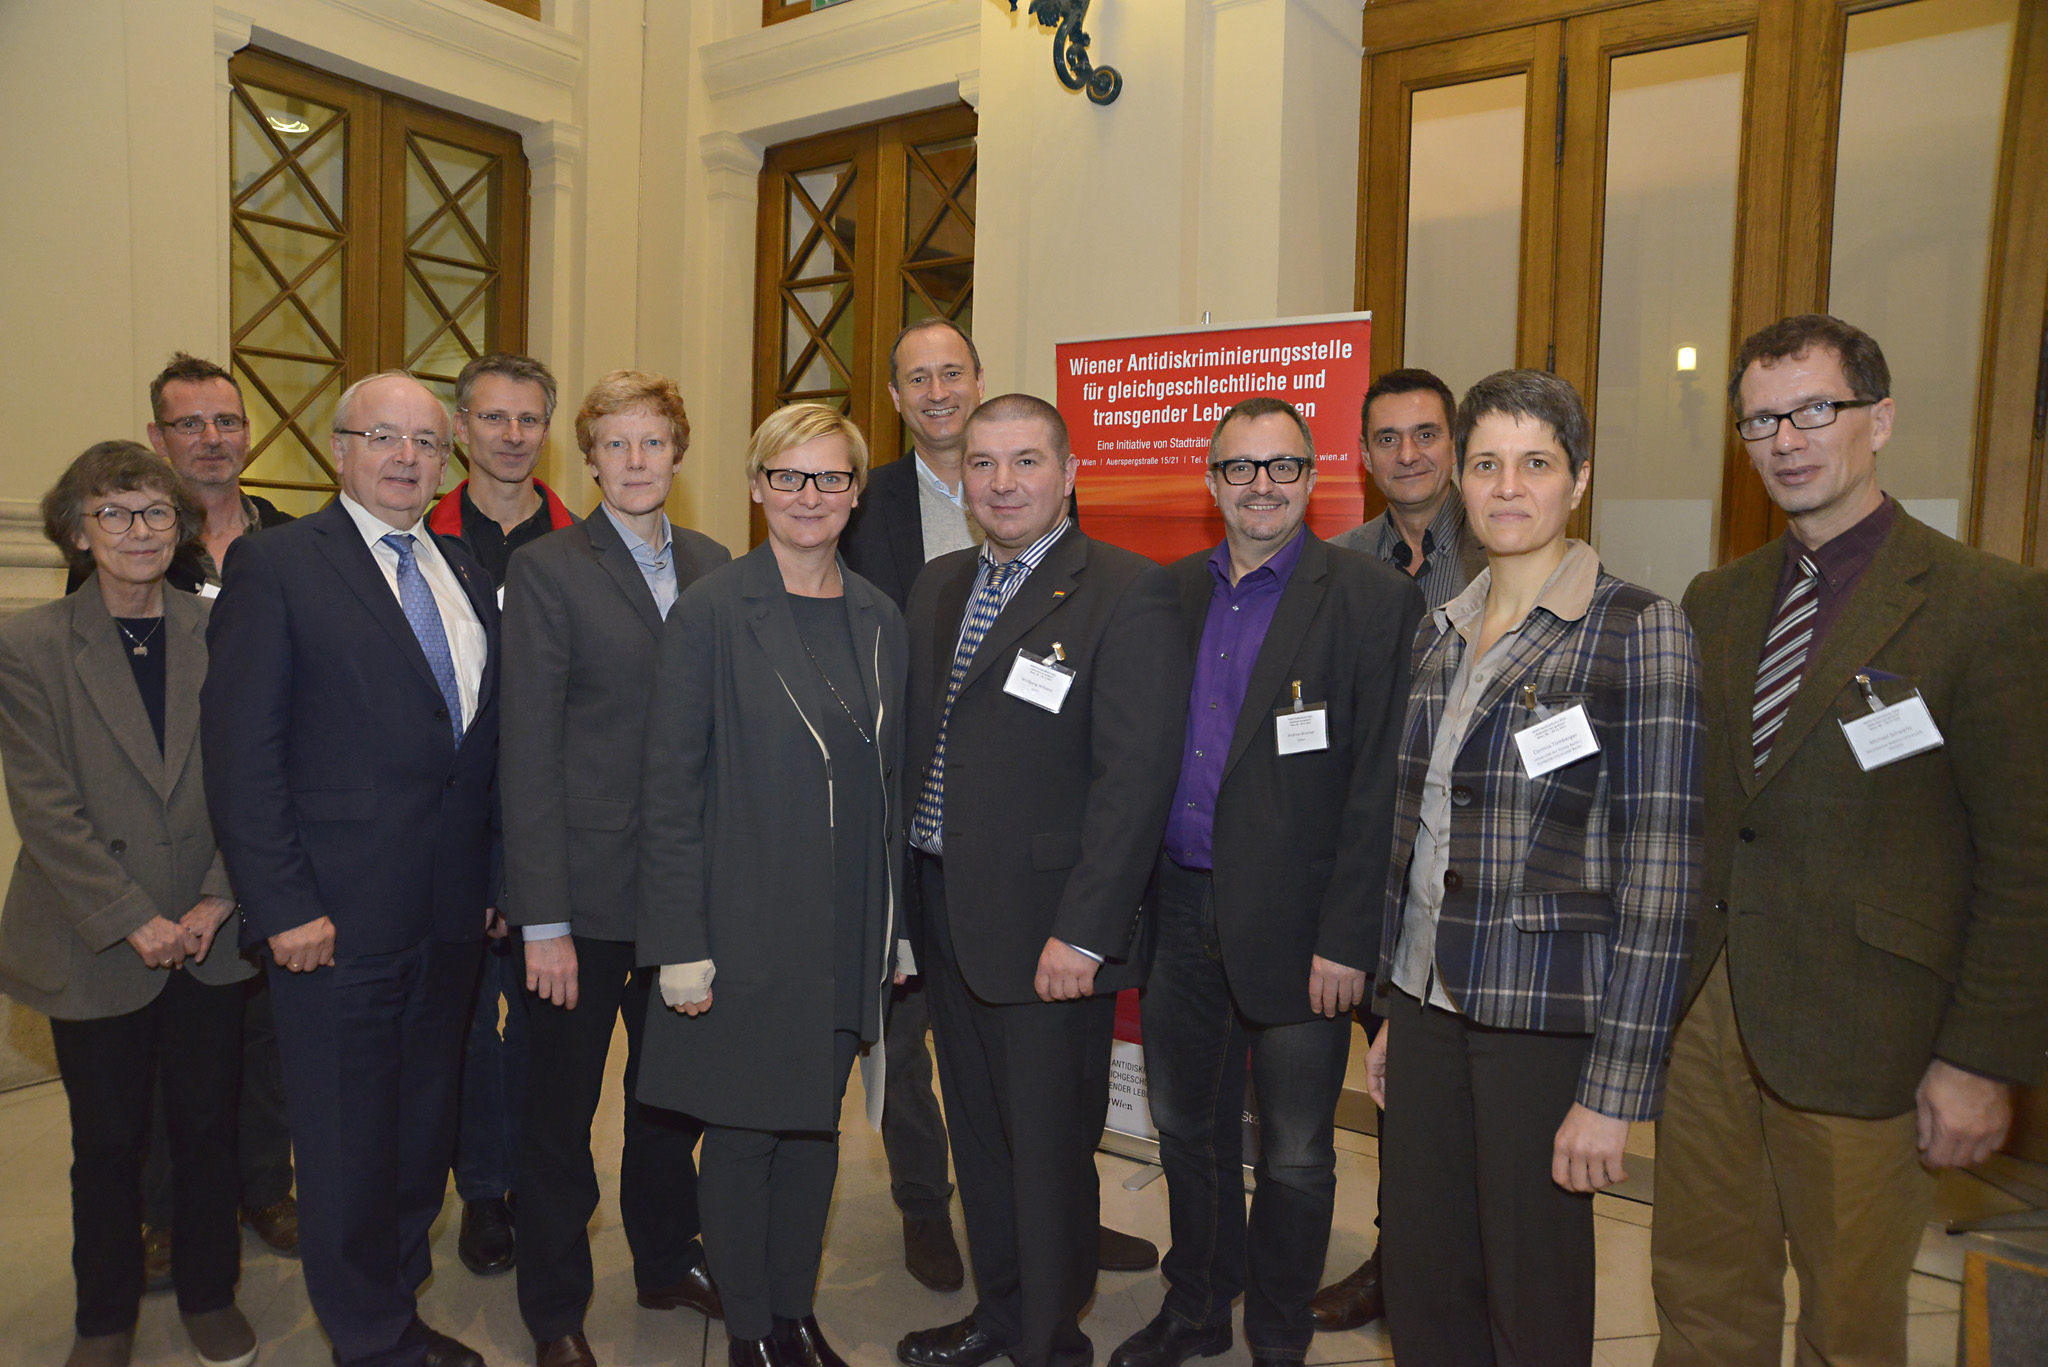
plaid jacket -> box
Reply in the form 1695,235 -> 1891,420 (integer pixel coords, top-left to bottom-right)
1375,570 -> 1705,1120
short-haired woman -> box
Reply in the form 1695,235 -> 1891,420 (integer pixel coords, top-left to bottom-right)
638,403 -> 909,1367
0,442 -> 257,1367
1367,371 -> 1704,1364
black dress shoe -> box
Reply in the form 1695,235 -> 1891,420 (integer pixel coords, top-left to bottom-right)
896,1315 -> 1007,1367
458,1195 -> 516,1275
537,1332 -> 598,1367
903,1216 -> 965,1292
774,1315 -> 848,1367
728,1336 -> 782,1367
1096,1225 -> 1160,1272
1107,1311 -> 1230,1367
638,1257 -> 724,1318
419,1322 -> 487,1367
1308,1243 -> 1383,1331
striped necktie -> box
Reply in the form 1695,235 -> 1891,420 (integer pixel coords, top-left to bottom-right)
912,560 -> 1019,845
1751,553 -> 1821,769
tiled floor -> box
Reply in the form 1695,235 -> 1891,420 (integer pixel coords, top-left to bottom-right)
0,1029 -> 1969,1367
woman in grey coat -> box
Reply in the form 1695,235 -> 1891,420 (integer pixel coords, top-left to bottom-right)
638,403 -> 908,1367
0,442 -> 258,1367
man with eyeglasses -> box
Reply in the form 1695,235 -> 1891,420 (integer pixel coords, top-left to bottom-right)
1651,315 -> 2048,1367
203,370 -> 502,1367
1107,398 -> 1420,1367
426,352 -> 576,1282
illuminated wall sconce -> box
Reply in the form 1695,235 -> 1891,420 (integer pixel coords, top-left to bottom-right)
1676,346 -> 1698,373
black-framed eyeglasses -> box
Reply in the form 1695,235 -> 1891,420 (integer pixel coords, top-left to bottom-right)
1734,397 -> 1878,442
459,408 -> 547,433
335,427 -> 449,459
91,503 -> 179,534
161,413 -> 247,436
1211,456 -> 1310,486
762,468 -> 856,494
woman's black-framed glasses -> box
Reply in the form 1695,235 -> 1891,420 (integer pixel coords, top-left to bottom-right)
91,504 -> 179,534
762,468 -> 856,494
1211,456 -> 1309,486
1734,397 -> 1878,442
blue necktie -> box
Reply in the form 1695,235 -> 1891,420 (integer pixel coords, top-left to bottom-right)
383,533 -> 465,743
913,561 -> 1018,845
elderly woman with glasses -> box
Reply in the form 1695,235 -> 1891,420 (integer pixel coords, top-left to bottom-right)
638,403 -> 909,1367
0,442 -> 257,1367
1366,370 -> 1703,1365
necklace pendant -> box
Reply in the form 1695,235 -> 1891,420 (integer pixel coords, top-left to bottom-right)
131,645 -> 148,656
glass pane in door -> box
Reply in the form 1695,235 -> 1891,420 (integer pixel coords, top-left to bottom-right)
1828,0 -> 2018,542
1404,76 -> 1526,397
1589,37 -> 1746,602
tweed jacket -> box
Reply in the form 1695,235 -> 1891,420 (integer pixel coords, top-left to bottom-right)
0,584 -> 248,1020
1681,506 -> 2048,1114
1375,555 -> 1704,1120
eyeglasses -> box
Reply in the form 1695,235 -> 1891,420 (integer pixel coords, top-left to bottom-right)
459,409 -> 547,433
335,427 -> 449,459
762,468 -> 856,494
91,503 -> 179,534
1734,398 -> 1878,442
161,413 -> 247,436
1211,456 -> 1310,486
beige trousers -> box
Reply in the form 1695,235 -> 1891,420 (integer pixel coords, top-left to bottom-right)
1651,954 -> 1937,1367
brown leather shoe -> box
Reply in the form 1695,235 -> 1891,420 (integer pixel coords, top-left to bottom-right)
537,1332 -> 598,1367
903,1216 -> 964,1291
142,1225 -> 173,1292
242,1195 -> 301,1257
1096,1224 -> 1159,1272
63,1331 -> 134,1367
1308,1244 -> 1383,1330
638,1257 -> 723,1318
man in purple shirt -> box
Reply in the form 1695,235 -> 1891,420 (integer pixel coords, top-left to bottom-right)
1110,397 -> 1422,1367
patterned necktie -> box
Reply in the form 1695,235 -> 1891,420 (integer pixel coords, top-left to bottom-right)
383,533 -> 465,744
1751,553 -> 1821,769
912,560 -> 1019,845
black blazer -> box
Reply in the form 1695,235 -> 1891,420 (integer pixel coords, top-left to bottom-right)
1164,534 -> 1423,1022
905,528 -> 1188,1004
636,544 -> 907,1132
202,499 -> 501,957
842,456 -> 926,611
499,513 -> 730,943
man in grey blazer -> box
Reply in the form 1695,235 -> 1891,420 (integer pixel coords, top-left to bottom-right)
500,371 -> 730,1367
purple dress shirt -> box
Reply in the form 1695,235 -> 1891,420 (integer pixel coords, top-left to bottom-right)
1164,526 -> 1307,870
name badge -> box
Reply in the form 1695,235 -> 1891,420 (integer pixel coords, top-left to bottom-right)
1514,703 -> 1600,777
1274,681 -> 1329,755
496,584 -> 506,610
1004,644 -> 1075,714
1838,674 -> 1943,771
196,583 -> 221,600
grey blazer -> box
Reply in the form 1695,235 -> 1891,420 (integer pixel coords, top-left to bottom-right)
637,543 -> 908,1132
499,511 -> 730,942
0,583 -> 247,1020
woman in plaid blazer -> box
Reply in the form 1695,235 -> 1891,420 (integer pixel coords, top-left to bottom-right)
1365,370 -> 1704,1366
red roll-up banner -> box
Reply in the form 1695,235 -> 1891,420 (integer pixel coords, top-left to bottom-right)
1056,313 -> 1374,566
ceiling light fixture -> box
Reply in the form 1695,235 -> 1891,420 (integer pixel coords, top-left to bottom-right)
266,115 -> 311,135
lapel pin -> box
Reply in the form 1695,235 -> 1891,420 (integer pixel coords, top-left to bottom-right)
1052,589 -> 1066,599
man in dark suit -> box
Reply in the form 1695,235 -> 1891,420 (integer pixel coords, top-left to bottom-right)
896,395 -> 1189,1367
1652,315 -> 2048,1366
1112,398 -> 1420,1367
203,370 -> 501,1367
501,370 -> 729,1367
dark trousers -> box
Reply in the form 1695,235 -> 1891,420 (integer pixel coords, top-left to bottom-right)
454,935 -> 527,1202
49,969 -> 245,1336
516,936 -> 705,1343
881,975 -> 955,1221
268,936 -> 480,1367
142,971 -> 294,1224
920,853 -> 1114,1367
1378,988 -> 1595,1367
697,1029 -> 861,1340
1140,857 -> 1350,1358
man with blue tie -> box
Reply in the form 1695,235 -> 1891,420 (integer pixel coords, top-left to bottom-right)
203,371 -> 501,1367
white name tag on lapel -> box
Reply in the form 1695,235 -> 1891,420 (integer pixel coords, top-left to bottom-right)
1514,703 -> 1600,777
1004,649 -> 1075,713
1839,693 -> 1944,771
496,585 -> 506,609
1274,705 -> 1329,755
196,583 -> 221,600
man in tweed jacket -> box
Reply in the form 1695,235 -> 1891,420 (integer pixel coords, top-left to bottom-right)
1652,316 -> 2048,1367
